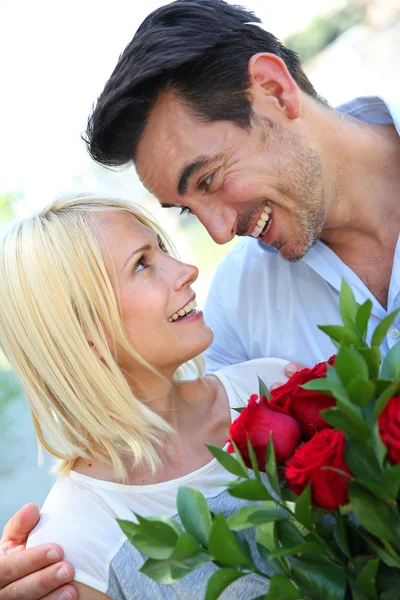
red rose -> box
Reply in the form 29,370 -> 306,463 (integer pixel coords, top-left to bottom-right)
227,394 -> 301,468
270,356 -> 336,440
379,396 -> 400,464
285,429 -> 352,509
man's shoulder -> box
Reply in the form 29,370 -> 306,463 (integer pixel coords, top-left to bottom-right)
336,95 -> 399,125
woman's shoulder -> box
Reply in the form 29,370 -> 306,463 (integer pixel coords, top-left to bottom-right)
212,358 -> 289,407
27,475 -> 125,594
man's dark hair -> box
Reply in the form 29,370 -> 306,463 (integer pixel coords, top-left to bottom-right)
86,0 -> 321,168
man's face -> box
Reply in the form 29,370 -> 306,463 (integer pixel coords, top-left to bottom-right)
135,91 -> 326,262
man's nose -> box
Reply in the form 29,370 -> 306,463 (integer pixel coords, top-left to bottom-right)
195,203 -> 237,245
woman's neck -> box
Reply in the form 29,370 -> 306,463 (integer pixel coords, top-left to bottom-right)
73,373 -> 231,485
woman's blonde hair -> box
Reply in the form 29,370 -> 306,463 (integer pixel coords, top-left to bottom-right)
0,194 -> 201,480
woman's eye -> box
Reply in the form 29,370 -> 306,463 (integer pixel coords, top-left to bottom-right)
157,235 -> 168,252
199,171 -> 215,192
134,255 -> 148,273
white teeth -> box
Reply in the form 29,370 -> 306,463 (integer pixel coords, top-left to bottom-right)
250,204 -> 272,238
168,300 -> 197,322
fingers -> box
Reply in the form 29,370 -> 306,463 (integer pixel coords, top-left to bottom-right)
40,585 -> 78,600
1,505 -> 40,548
284,361 -> 305,378
0,576 -> 79,600
0,544 -> 76,599
270,381 -> 283,391
270,362 -> 306,392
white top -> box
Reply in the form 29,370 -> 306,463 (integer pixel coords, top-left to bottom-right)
204,96 -> 400,372
27,358 -> 288,599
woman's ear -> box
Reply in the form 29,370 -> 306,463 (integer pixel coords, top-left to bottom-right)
248,52 -> 301,120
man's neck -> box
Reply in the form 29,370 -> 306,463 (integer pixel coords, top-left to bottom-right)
320,111 -> 400,250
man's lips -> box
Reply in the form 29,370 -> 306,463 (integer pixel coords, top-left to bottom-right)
243,203 -> 272,237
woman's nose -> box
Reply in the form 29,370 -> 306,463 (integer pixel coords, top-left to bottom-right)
173,261 -> 199,291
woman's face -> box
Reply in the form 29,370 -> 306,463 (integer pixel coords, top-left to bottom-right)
94,210 -> 213,376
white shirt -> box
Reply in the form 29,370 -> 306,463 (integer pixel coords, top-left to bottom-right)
27,358 -> 288,599
204,96 -> 400,371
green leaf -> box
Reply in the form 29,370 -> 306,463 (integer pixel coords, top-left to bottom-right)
290,560 -> 347,600
325,367 -> 371,439
333,513 -> 351,560
356,299 -> 373,340
176,487 -> 212,548
230,439 -> 250,475
347,378 -> 375,407
265,574 -> 301,599
258,375 -> 271,400
348,482 -> 397,544
321,407 -> 366,439
318,324 -> 362,347
172,532 -> 203,560
268,542 -> 322,560
381,341 -> 400,380
266,437 -> 282,499
358,347 -> 381,380
373,381 -> 399,420
276,520 -> 305,548
117,516 -> 178,560
295,485 -> 313,531
145,515 -> 183,536
256,521 -> 278,552
339,279 -> 358,331
206,444 -> 249,479
139,552 -> 212,583
371,309 -> 400,348
205,568 -> 245,600
301,378 -> 334,394
345,438 -> 381,482
355,479 -> 394,504
227,504 -> 285,531
208,514 -> 251,567
232,406 -> 244,414
228,478 -> 273,501
381,464 -> 400,501
335,346 -> 369,385
362,534 -> 400,568
355,558 -> 379,600
372,422 -> 387,468
247,438 -> 261,481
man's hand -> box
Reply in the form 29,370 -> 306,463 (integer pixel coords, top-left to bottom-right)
0,504 -> 78,600
270,361 -> 305,391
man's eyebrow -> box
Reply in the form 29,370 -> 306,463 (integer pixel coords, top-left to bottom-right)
177,153 -> 223,196
123,244 -> 151,270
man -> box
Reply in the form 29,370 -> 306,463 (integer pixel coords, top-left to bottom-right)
1,0 -> 399,597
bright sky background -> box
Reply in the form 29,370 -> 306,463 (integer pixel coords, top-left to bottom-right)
0,0 -> 342,209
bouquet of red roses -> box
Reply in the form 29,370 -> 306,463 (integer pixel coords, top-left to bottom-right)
119,281 -> 400,600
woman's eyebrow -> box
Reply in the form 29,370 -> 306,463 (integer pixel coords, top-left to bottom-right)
123,244 -> 151,270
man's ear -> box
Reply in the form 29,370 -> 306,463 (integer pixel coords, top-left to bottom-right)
248,53 -> 301,120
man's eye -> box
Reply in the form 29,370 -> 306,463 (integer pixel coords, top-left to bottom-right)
199,171 -> 215,192
180,206 -> 193,215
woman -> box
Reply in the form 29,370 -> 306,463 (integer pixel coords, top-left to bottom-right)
0,195 -> 288,599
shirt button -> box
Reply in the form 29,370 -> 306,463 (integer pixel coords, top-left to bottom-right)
389,328 -> 400,339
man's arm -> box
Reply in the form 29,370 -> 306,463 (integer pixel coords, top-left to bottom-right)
0,504 -> 78,600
